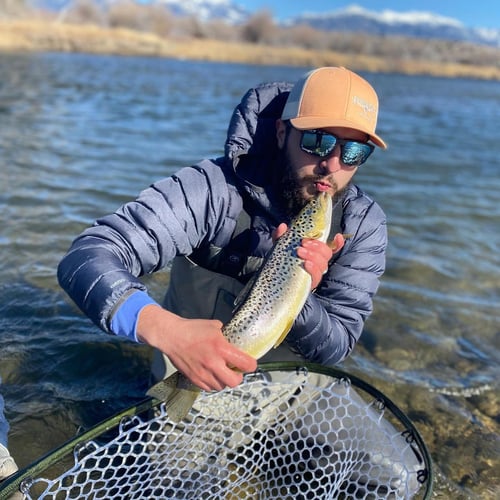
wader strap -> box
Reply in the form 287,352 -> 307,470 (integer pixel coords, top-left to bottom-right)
188,206 -> 264,282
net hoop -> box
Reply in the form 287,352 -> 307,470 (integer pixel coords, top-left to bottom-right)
0,362 -> 433,499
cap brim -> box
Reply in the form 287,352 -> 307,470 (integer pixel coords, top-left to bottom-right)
290,116 -> 387,149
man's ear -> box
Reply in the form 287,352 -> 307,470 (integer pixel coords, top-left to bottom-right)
275,119 -> 287,149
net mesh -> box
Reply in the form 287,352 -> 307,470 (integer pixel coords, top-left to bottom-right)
8,365 -> 431,499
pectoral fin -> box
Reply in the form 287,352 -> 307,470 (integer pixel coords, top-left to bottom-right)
306,229 -> 322,239
273,319 -> 294,349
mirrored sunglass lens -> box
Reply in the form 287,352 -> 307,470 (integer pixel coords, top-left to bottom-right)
301,132 -> 318,151
302,132 -> 336,157
318,134 -> 337,156
341,142 -> 373,166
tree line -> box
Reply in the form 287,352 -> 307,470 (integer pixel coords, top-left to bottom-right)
1,0 -> 498,68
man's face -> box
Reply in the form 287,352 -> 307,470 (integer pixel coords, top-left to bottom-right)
276,120 -> 370,215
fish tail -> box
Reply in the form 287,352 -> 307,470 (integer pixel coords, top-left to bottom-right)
146,371 -> 200,422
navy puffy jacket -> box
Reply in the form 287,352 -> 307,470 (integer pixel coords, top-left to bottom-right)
57,81 -> 387,365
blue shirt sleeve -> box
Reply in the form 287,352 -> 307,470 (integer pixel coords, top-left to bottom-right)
110,290 -> 159,342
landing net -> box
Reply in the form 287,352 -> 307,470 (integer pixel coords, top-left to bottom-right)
0,363 -> 432,499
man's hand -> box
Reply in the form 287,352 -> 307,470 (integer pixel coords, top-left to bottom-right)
274,223 -> 345,290
137,305 -> 257,391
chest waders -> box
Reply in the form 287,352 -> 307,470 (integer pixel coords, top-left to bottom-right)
151,198 -> 345,382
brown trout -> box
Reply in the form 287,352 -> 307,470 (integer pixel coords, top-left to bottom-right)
147,192 -> 333,421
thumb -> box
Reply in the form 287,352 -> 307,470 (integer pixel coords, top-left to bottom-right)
272,223 -> 288,242
328,233 -> 345,254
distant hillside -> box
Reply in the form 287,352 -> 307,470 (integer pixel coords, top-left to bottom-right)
1,19 -> 499,82
288,5 -> 500,48
1,1 -> 498,80
32,0 -> 500,47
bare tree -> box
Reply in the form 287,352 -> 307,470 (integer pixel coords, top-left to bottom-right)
282,24 -> 330,50
0,0 -> 28,17
173,15 -> 206,39
62,0 -> 105,26
108,0 -> 145,30
107,0 -> 171,35
147,4 -> 173,38
240,9 -> 275,44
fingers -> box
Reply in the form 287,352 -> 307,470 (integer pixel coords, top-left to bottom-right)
298,233 -> 346,289
189,366 -> 238,393
302,238 -> 334,263
138,307 -> 258,393
188,345 -> 256,392
224,344 -> 258,376
168,323 -> 257,392
224,344 -> 258,373
272,223 -> 288,242
273,223 -> 346,290
298,238 -> 336,290
327,233 -> 346,253
207,343 -> 257,390
302,259 -> 324,290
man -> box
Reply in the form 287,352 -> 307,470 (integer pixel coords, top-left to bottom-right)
58,66 -> 387,391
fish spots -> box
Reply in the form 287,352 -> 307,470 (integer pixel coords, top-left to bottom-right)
222,193 -> 333,359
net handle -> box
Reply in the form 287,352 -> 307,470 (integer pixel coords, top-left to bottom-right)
0,397 -> 160,499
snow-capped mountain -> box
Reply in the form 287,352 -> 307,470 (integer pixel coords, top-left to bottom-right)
158,0 -> 248,23
288,5 -> 500,47
31,0 -> 500,47
31,0 -> 250,23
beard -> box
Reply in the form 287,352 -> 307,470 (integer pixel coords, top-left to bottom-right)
276,149 -> 345,217
277,162 -> 310,216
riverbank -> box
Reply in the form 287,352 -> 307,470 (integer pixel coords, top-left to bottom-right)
1,19 -> 499,80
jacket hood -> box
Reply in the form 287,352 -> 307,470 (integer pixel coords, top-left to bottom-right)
223,82 -> 293,222
224,81 -> 293,184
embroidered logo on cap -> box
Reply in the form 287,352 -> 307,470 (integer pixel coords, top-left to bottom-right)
353,95 -> 376,123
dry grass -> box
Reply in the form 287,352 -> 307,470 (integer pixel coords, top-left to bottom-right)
1,19 -> 499,81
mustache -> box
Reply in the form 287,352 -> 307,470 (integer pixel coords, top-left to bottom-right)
304,174 -> 338,191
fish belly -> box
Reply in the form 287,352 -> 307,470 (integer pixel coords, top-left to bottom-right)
224,266 -> 311,359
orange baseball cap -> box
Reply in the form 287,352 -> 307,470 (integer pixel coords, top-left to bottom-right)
281,67 -> 387,149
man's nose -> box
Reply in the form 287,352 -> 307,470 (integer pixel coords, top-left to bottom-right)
318,145 -> 343,173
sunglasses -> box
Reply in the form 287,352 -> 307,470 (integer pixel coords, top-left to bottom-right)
299,129 -> 375,167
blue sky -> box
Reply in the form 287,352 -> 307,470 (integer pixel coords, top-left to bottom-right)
235,1 -> 499,30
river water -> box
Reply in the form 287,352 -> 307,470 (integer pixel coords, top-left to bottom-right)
0,53 -> 498,499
